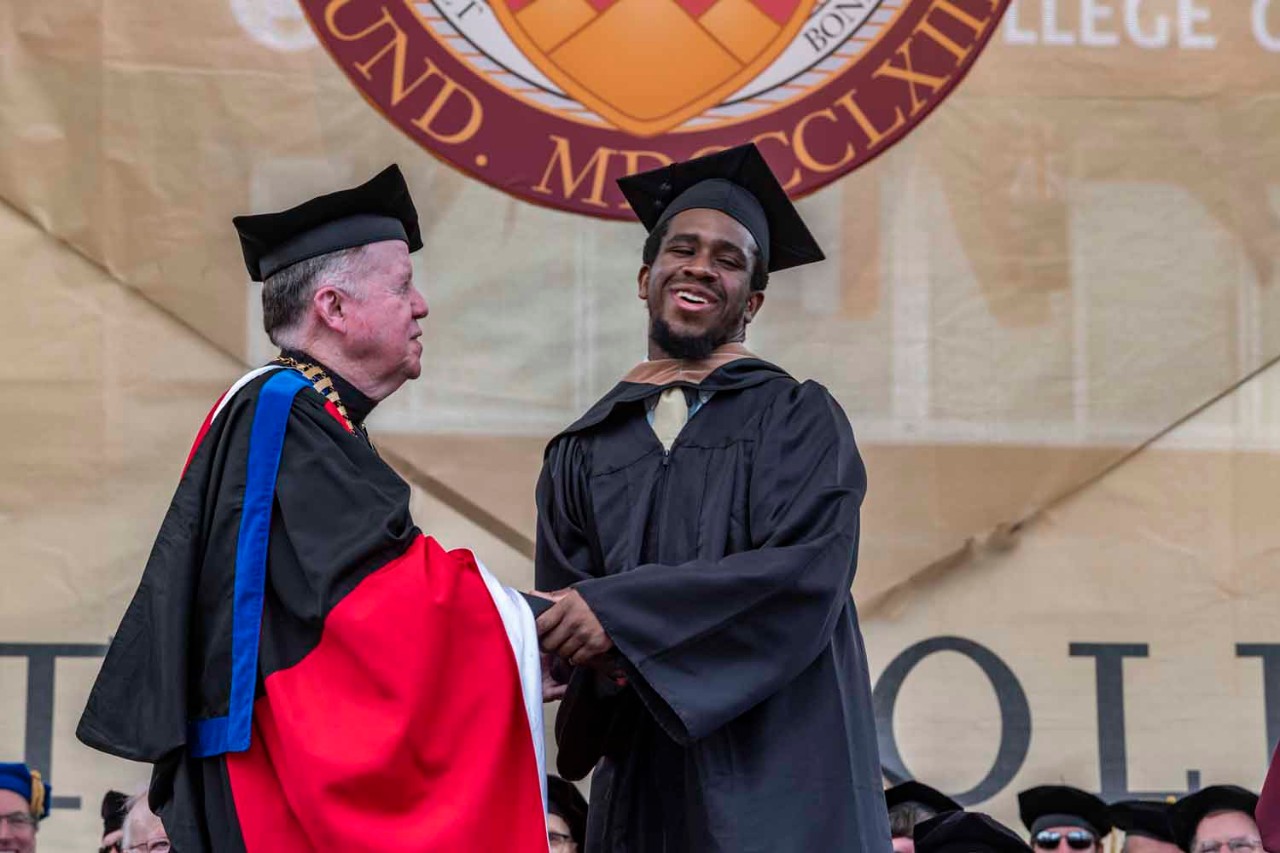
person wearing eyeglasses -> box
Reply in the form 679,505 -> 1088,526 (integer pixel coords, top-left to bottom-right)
886,780 -> 963,853
1168,785 -> 1262,853
0,762 -> 51,853
1110,799 -> 1181,853
120,792 -> 170,853
1019,785 -> 1113,853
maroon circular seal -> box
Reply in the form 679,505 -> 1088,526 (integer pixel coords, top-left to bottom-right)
302,0 -> 1010,219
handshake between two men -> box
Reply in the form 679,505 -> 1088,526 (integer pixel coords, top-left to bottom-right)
531,588 -> 620,703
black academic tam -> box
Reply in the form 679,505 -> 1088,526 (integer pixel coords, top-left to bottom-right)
1110,800 -> 1177,844
886,781 -> 964,816
1019,786 -> 1114,838
916,812 -> 1033,853
233,164 -> 422,281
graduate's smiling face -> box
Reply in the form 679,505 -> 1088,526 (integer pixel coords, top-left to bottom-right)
638,208 -> 765,360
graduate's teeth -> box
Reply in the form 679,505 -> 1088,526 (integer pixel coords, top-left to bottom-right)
677,291 -> 708,305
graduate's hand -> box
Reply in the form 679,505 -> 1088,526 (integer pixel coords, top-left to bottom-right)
537,588 -> 615,668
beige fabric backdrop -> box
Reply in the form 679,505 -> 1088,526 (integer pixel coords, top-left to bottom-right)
3,0 -> 1280,849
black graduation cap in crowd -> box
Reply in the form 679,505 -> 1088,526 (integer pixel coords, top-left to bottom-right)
233,165 -> 423,282
915,811 -> 1034,853
1110,800 -> 1178,844
886,780 -> 964,816
100,789 -> 128,836
547,775 -> 588,846
1168,786 -> 1259,853
1019,786 -> 1114,838
616,143 -> 825,273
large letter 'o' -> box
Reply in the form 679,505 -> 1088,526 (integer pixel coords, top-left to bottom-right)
873,636 -> 1032,805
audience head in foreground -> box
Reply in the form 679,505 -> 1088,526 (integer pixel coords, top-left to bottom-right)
547,775 -> 587,852
0,763 -> 49,853
887,780 -> 964,853
1019,785 -> 1113,853
1170,786 -> 1260,853
1111,799 -> 1181,853
120,792 -> 170,853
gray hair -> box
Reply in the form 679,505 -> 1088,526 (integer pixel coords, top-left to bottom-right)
261,245 -> 367,347
889,802 -> 937,839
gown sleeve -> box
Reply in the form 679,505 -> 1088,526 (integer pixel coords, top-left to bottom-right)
535,433 -> 642,780
572,381 -> 866,744
535,436 -> 601,591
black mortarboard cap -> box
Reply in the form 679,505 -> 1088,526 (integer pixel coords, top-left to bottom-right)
616,143 -> 825,273
548,775 -> 588,845
101,789 -> 128,835
1110,800 -> 1177,844
916,811 -> 1034,853
1169,786 -> 1259,852
887,781 -> 964,817
1019,786 -> 1113,838
233,164 -> 422,282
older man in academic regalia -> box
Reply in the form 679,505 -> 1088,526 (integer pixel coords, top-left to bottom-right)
534,144 -> 890,851
78,166 -> 550,853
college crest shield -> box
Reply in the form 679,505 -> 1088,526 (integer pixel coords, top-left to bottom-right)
301,0 -> 1013,217
488,0 -> 815,137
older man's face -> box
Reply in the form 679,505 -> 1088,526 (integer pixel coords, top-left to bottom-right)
0,789 -> 36,853
1191,811 -> 1262,853
342,239 -> 428,398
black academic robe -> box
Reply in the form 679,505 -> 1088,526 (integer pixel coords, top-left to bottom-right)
536,358 -> 891,852
78,364 -> 548,853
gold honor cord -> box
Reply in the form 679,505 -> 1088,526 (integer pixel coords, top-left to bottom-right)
272,356 -> 361,437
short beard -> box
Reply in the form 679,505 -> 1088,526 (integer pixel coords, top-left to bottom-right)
650,318 -> 721,360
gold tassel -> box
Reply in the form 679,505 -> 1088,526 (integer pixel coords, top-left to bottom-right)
28,769 -> 44,818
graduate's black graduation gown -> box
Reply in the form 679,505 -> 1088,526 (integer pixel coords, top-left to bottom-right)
536,357 -> 891,852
